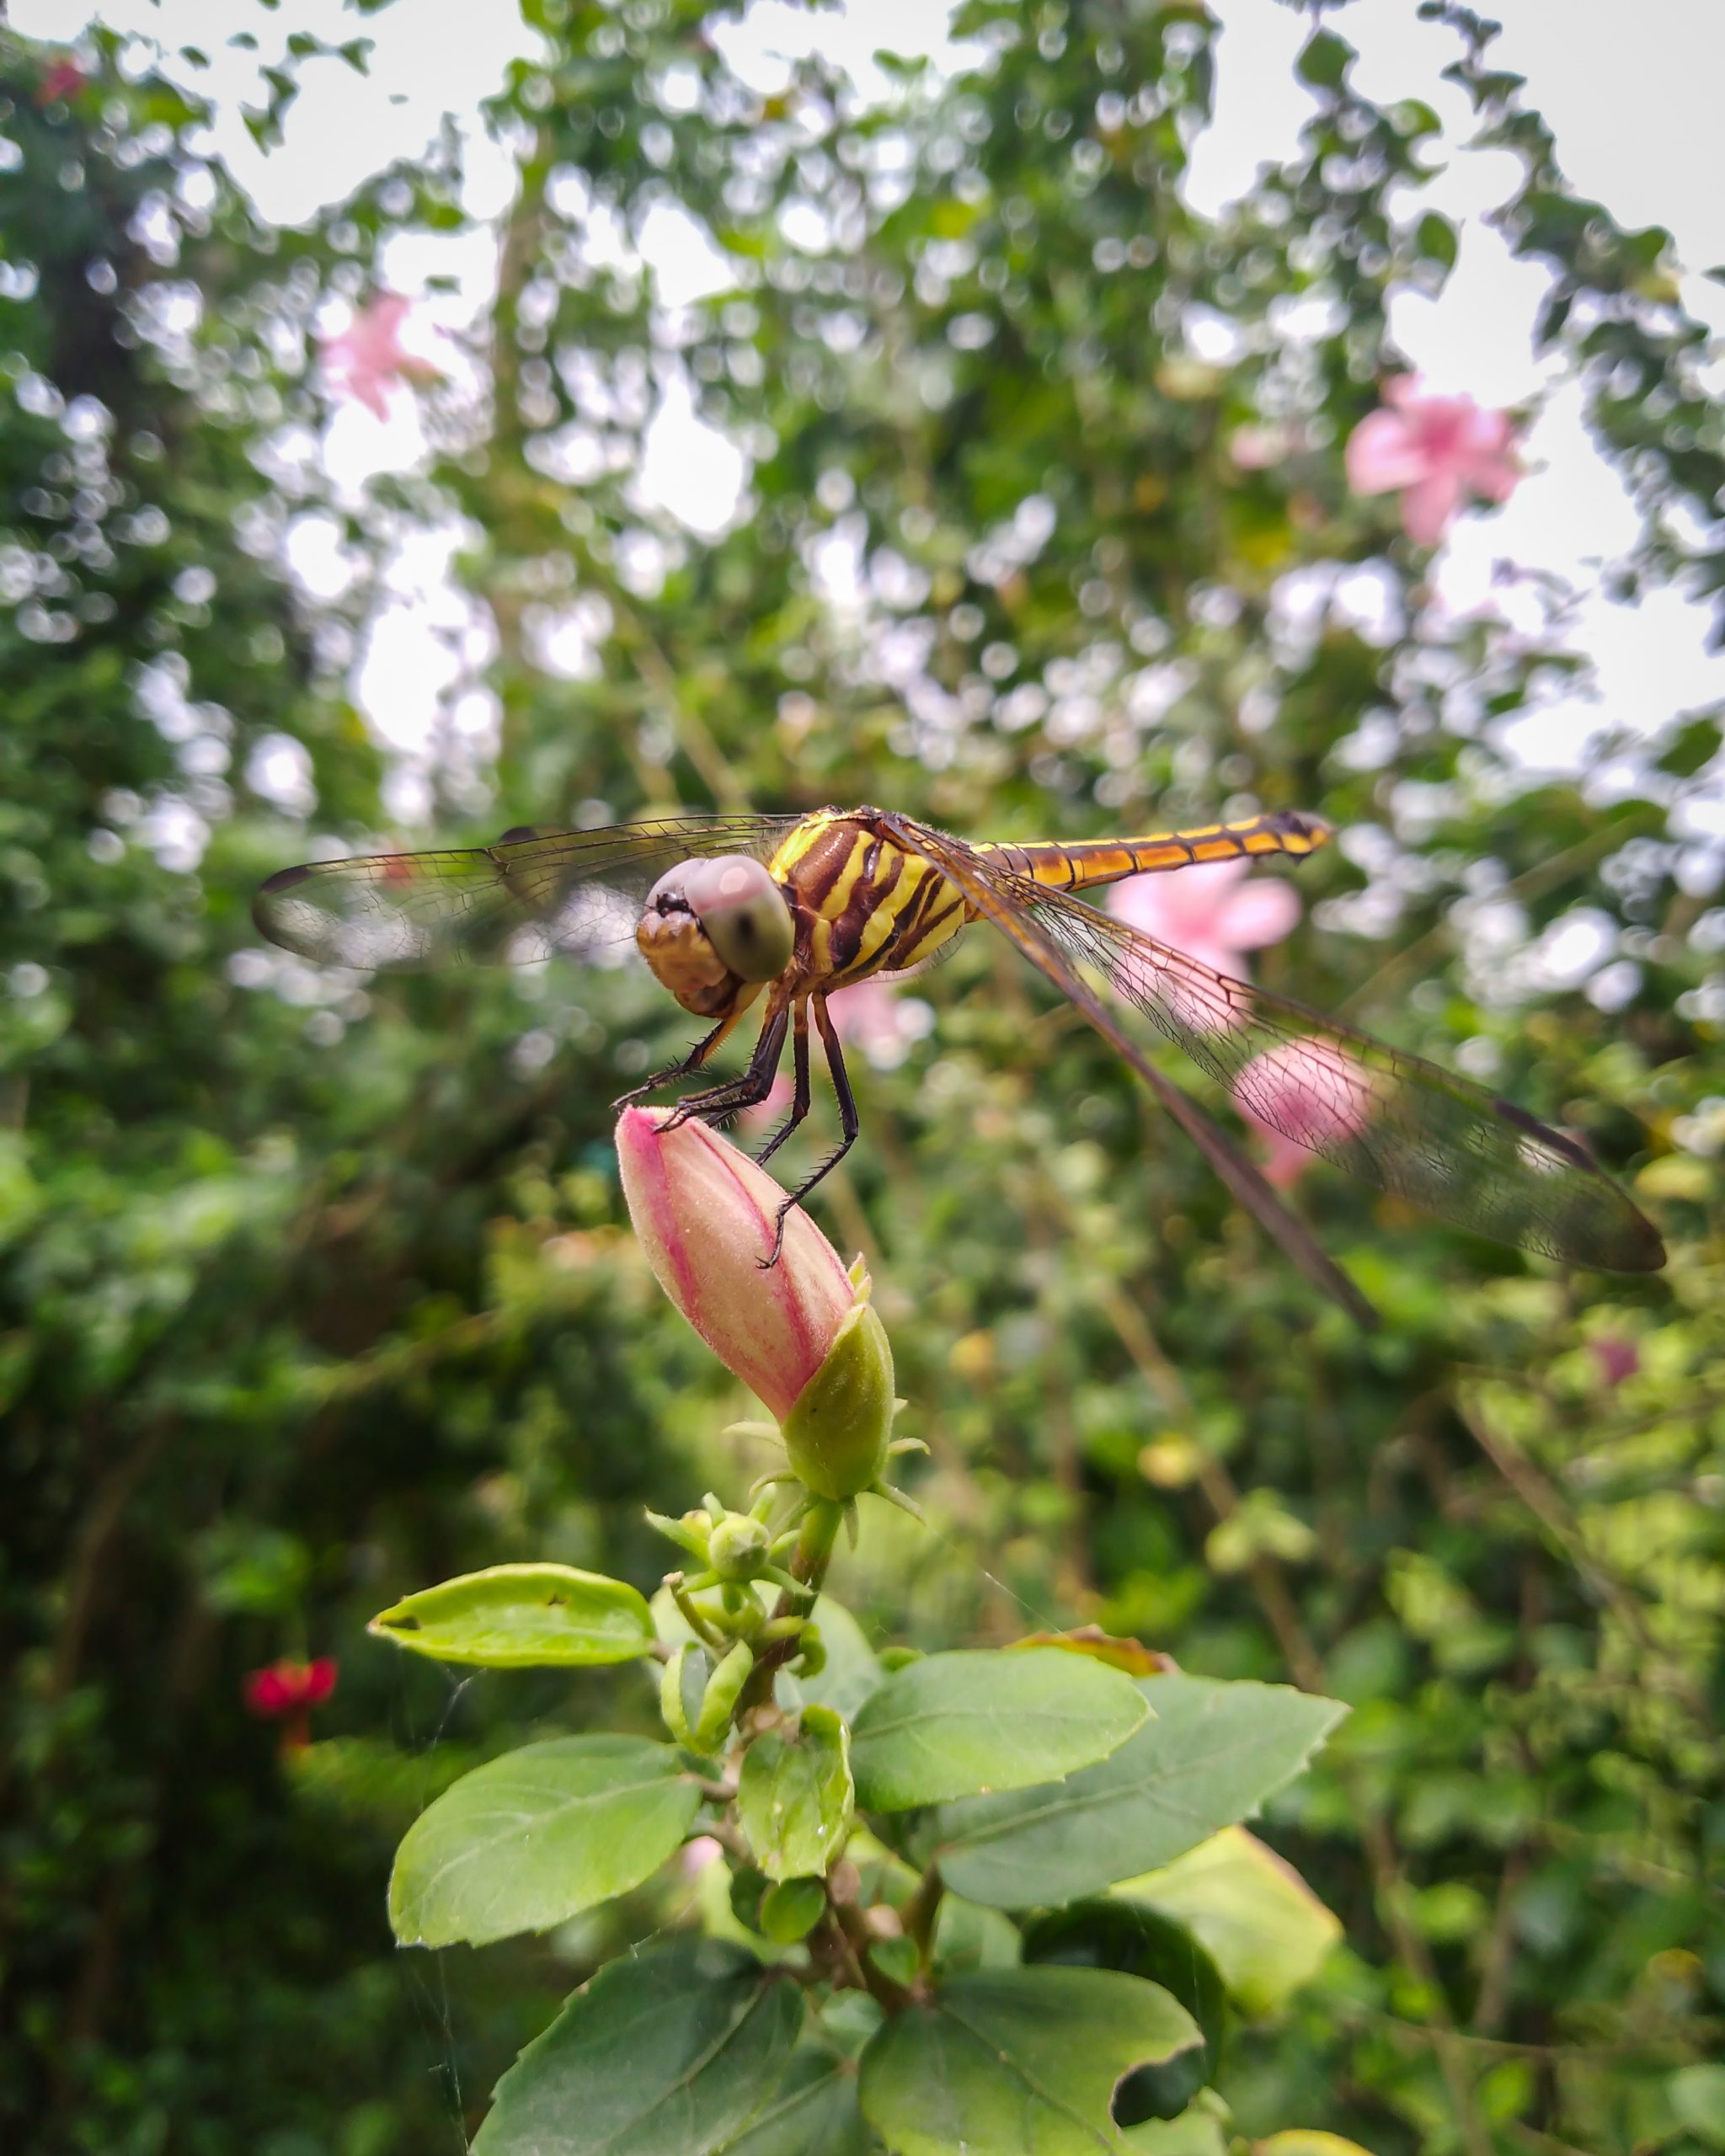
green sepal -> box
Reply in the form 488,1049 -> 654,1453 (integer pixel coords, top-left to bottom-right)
694,1638 -> 755,1751
660,1642 -> 698,1746
781,1273 -> 895,1501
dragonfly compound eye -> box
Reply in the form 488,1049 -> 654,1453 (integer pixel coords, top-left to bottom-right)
678,855 -> 795,983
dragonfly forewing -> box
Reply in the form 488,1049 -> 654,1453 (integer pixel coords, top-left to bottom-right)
252,814 -> 798,972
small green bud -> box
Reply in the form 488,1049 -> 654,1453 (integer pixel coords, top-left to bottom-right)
759,1876 -> 826,1945
781,1270 -> 895,1502
708,1512 -> 772,1582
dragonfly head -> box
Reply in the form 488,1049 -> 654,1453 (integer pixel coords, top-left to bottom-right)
637,855 -> 795,1016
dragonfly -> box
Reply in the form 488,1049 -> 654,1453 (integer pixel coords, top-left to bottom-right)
254,804 -> 1664,1325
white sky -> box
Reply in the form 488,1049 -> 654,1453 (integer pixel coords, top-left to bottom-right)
20,0 -> 1724,799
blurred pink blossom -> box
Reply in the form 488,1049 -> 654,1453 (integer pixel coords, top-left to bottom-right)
38,57 -> 84,105
1591,1337 -> 1640,1387
1233,1038 -> 1373,1188
1108,858 -> 1300,979
1345,377 -> 1520,545
318,293 -> 440,420
681,1834 -> 724,1876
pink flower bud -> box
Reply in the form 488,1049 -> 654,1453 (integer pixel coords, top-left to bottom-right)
616,1107 -> 854,1421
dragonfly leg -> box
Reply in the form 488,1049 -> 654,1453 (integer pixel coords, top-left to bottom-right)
754,1001 -> 811,1168
612,1013 -> 738,1109
763,996 -> 858,1264
663,999 -> 791,1130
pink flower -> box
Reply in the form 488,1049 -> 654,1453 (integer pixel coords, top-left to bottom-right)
682,1834 -> 724,1876
743,982 -> 932,1128
38,58 -> 84,106
1591,1337 -> 1639,1387
1345,377 -> 1520,546
616,1106 -> 854,1421
1232,1038 -> 1374,1188
1108,858 -> 1301,979
318,294 -> 440,420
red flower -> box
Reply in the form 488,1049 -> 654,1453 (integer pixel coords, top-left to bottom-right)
245,1657 -> 338,1721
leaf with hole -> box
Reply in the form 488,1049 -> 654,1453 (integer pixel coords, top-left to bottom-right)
389,1735 -> 699,1946
370,1562 -> 654,1668
849,1647 -> 1148,1812
473,1936 -> 804,2156
739,1704 -> 854,1881
858,1966 -> 1199,2156
927,1674 -> 1346,1908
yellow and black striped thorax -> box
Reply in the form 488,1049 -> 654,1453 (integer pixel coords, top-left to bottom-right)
769,811 -> 972,990
768,806 -> 1330,995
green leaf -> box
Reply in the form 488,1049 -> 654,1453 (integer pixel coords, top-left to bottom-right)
739,1705 -> 854,1881
858,1967 -> 1200,2156
1296,29 -> 1354,88
473,1936 -> 804,2156
1252,2137 -> 1377,2156
1671,2063 -> 1725,2149
1123,2106 -> 1228,2155
388,1736 -> 699,1946
1414,211 -> 1459,271
725,2041 -> 878,2155
1116,1826 -> 1343,2017
1657,715 -> 1722,778
1023,1900 -> 1227,2127
931,1893 -> 1022,1976
850,1648 -> 1149,1812
370,1563 -> 654,1668
927,1675 -> 1347,1908
759,1876 -> 826,1944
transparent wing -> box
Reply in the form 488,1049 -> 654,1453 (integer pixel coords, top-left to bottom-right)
892,817 -> 1664,1275
253,814 -> 800,972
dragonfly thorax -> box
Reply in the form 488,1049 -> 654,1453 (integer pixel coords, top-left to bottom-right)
636,854 -> 794,1017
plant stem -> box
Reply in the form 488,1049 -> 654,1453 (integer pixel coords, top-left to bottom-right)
736,1498 -> 842,1712
902,1863 -> 944,1965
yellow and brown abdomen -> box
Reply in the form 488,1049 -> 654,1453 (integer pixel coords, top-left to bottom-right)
978,806 -> 1330,894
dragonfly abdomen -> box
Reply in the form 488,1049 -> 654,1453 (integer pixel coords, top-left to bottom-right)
982,808 -> 1332,894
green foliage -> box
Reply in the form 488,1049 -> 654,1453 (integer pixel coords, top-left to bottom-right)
737,1705 -> 854,1880
848,1645 -> 1149,1809
369,1561 -> 656,1666
857,1967 -> 1199,2156
926,1676 -> 1346,1908
471,1937 -> 805,2156
5,2 -> 1722,2152
388,1735 -> 702,1947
